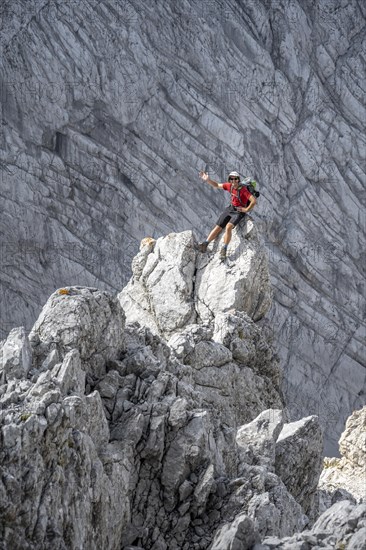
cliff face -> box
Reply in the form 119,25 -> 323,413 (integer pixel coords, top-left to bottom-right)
1,0 -> 365,455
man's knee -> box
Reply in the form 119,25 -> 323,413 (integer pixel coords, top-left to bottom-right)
226,223 -> 234,231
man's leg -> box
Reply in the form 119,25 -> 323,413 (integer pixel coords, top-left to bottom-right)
197,225 -> 222,252
220,222 -> 234,259
223,223 -> 234,245
207,225 -> 223,242
198,207 -> 231,253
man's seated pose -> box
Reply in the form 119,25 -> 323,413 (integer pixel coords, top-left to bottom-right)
197,170 -> 257,260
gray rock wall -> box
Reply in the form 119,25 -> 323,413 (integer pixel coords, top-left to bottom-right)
1,0 -> 365,455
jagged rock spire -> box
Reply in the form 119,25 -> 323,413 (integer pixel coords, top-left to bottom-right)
119,225 -> 272,338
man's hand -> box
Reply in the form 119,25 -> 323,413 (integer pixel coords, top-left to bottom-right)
237,195 -> 257,213
199,171 -> 221,189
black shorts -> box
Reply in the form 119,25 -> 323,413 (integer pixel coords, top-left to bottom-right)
216,206 -> 246,228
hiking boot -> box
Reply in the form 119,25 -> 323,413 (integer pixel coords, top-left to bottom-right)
219,246 -> 227,260
197,241 -> 208,253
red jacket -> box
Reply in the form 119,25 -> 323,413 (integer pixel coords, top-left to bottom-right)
222,183 -> 252,207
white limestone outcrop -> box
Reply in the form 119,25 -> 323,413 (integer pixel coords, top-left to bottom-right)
318,406 -> 366,503
119,227 -> 271,338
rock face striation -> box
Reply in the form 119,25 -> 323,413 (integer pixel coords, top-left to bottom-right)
1,0 -> 365,457
1,231 -> 364,549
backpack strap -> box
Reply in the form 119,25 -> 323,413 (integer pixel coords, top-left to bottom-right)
230,184 -> 248,207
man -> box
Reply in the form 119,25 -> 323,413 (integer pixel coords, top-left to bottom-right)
197,170 -> 257,260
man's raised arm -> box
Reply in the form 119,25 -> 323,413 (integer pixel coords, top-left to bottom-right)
199,171 -> 225,189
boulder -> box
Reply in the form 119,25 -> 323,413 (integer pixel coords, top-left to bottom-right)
0,327 -> 32,383
195,223 -> 272,324
256,500 -> 366,549
119,231 -> 197,336
29,286 -> 125,378
214,464 -> 308,540
211,514 -> 259,550
318,406 -> 366,502
236,409 -> 284,471
275,416 -> 323,515
119,228 -> 273,340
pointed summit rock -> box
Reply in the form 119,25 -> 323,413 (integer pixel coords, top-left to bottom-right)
119,231 -> 196,336
195,223 -> 272,325
119,225 -> 272,339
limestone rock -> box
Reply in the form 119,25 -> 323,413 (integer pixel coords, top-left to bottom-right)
247,487 -> 307,539
52,348 -> 85,396
339,406 -> 366,467
2,282 -> 364,548
131,237 -> 156,281
307,500 -> 365,547
168,324 -> 213,362
195,224 -> 272,324
256,500 -> 366,549
312,487 -> 356,522
213,311 -> 281,387
0,281 -> 301,549
189,359 -> 283,448
218,464 -> 308,540
0,327 -> 32,383
29,286 -> 125,378
185,340 -> 233,369
275,416 -> 323,515
0,296 -> 257,549
318,406 -> 366,502
119,228 -> 272,341
236,409 -> 284,471
119,230 -> 282,450
119,231 -> 196,336
211,513 -> 259,550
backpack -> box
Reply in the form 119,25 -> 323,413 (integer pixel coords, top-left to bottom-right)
242,178 -> 260,198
